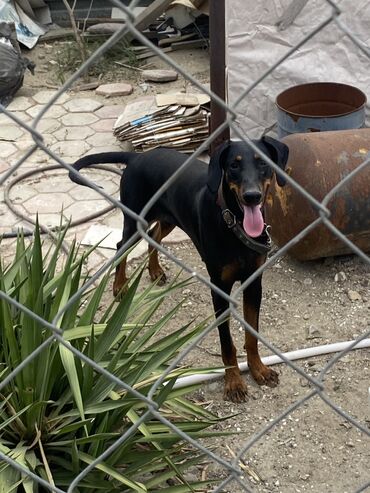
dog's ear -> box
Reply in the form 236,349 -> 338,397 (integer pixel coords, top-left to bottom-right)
261,136 -> 289,187
207,141 -> 230,193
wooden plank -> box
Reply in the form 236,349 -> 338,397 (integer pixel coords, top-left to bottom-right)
171,39 -> 209,50
158,32 -> 196,47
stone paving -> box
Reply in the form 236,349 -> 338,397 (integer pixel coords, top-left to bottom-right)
0,90 -> 187,272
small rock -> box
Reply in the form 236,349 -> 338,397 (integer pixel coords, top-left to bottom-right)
142,69 -> 178,82
306,324 -> 321,339
139,82 -> 149,93
96,82 -> 133,97
303,313 -> 310,320
303,277 -> 313,285
347,289 -> 362,302
335,271 -> 347,282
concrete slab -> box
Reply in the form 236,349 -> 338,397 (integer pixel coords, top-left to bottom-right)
0,126 -> 24,141
60,113 -> 99,126
95,105 -> 126,119
63,98 -> 104,113
27,104 -> 67,119
6,97 -> 34,111
53,126 -> 95,141
50,141 -> 91,157
33,90 -> 70,105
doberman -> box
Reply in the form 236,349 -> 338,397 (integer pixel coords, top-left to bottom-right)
69,137 -> 289,403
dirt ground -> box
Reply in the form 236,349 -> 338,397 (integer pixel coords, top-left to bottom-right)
5,34 -> 370,493
126,241 -> 370,493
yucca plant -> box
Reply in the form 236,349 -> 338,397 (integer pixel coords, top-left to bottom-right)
0,224 -> 226,492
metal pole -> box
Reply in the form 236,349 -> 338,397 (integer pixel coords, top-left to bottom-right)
209,0 -> 230,152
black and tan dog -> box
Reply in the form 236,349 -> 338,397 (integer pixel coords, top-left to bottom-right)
69,137 -> 289,402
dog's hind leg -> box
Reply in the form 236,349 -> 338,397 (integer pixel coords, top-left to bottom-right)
148,221 -> 175,285
113,218 -> 138,298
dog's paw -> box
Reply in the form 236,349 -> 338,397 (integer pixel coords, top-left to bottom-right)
224,379 -> 248,403
150,269 -> 167,286
113,283 -> 128,300
251,365 -> 279,388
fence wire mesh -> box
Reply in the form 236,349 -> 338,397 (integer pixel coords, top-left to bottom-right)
0,0 -> 369,491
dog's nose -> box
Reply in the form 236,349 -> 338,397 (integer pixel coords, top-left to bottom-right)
242,190 -> 262,205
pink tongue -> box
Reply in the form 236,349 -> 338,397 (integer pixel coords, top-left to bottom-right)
243,205 -> 264,237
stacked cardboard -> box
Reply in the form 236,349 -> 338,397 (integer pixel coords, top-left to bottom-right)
113,93 -> 210,153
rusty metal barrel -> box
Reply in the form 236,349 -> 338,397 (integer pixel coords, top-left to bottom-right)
265,128 -> 370,260
276,82 -> 367,138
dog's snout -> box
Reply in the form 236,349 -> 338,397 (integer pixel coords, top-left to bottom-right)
242,190 -> 262,205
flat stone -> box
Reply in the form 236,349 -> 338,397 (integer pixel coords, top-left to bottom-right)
64,200 -> 110,220
90,119 -> 115,132
50,140 -> 91,157
6,97 -> 34,111
83,144 -> 122,155
36,118 -> 62,134
69,186 -> 107,200
33,90 -> 70,105
9,183 -> 38,202
0,142 -> 17,158
86,132 -> 117,147
53,126 -> 95,141
0,159 -> 10,175
0,126 -> 24,141
0,111 -> 31,125
27,150 -> 54,164
0,207 -> 21,227
35,212 -> 70,228
95,105 -> 126,119
61,113 -> 99,126
96,83 -> 133,97
23,193 -> 74,214
63,98 -> 103,113
32,175 -> 75,193
142,69 -> 178,82
27,104 -> 67,119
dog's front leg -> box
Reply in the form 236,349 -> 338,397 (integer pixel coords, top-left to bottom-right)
243,276 -> 279,388
211,281 -> 248,403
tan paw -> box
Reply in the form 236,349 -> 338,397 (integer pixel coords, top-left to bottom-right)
251,365 -> 279,388
224,378 -> 248,403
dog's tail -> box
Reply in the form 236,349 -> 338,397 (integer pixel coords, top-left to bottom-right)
68,151 -> 135,187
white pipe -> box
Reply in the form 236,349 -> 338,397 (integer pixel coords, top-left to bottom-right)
173,338 -> 370,389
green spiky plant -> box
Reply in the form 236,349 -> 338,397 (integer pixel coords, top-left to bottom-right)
0,224 -> 227,492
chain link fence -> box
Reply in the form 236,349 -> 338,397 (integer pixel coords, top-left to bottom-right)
0,0 -> 369,491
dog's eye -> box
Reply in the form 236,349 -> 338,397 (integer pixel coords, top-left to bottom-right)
230,161 -> 240,170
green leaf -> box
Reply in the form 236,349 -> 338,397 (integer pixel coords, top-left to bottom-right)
78,451 -> 147,492
94,270 -> 142,362
59,342 -> 85,425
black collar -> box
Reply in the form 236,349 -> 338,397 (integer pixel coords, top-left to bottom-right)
216,183 -> 272,255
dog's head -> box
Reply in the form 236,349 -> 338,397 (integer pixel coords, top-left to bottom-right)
207,136 -> 289,237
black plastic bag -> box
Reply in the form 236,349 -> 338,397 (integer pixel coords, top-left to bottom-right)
0,22 -> 34,107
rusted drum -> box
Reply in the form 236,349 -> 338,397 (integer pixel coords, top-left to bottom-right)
265,128 -> 370,260
276,82 -> 367,138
